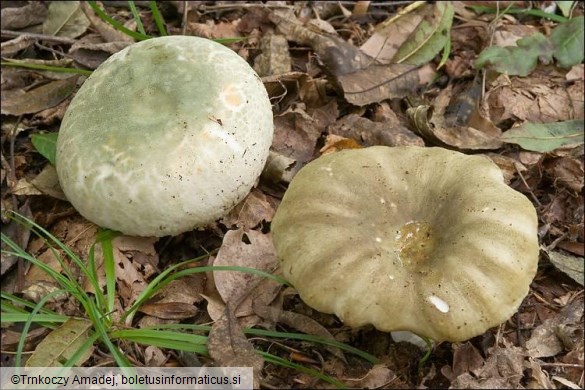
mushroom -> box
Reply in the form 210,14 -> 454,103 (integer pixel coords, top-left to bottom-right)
56,36 -> 273,237
271,146 -> 539,342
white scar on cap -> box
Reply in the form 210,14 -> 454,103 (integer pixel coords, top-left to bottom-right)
428,295 -> 450,313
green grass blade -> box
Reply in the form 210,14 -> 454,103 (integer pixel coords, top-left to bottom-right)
140,323 -> 379,364
15,290 -> 68,367
0,61 -> 93,75
99,235 -> 116,323
127,1 -> 146,35
87,1 -> 151,41
1,313 -> 69,324
149,1 -> 167,36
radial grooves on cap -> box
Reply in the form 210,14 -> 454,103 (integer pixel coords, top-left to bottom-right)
272,146 -> 539,342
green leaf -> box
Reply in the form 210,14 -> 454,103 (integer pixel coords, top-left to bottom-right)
394,1 -> 454,66
550,15 -> 584,68
467,5 -> 568,23
555,1 -> 575,17
31,132 -> 59,165
500,120 -> 584,152
475,32 -> 554,76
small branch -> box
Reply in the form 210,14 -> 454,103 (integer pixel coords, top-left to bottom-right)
1,29 -> 76,45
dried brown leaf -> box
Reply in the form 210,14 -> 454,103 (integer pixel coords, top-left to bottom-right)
1,76 -> 79,116
269,9 -> 371,76
527,298 -> 584,358
254,305 -> 346,362
487,73 -> 578,125
337,64 -> 424,106
1,2 -> 47,30
253,32 -> 291,77
408,85 -> 503,150
110,236 -> 158,310
222,189 -> 277,229
213,229 -> 280,317
360,9 -> 424,64
320,134 -> 362,155
349,364 -> 398,389
273,106 -> 322,166
69,38 -> 131,69
80,2 -> 133,43
207,304 -> 263,387
139,302 -> 198,320
328,114 -> 424,147
261,151 -> 296,184
450,339 -> 526,389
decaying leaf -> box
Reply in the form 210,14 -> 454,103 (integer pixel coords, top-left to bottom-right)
79,1 -> 133,43
273,106 -> 322,167
43,1 -> 90,39
26,318 -> 93,367
253,32 -> 291,76
406,85 -> 502,150
12,164 -> 66,200
547,250 -> 584,286
269,9 -> 372,76
360,2 -> 426,63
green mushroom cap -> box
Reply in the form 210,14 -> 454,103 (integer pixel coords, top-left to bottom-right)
57,36 -> 273,237
272,146 -> 539,342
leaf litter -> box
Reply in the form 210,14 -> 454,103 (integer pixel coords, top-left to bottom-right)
1,1 -> 583,388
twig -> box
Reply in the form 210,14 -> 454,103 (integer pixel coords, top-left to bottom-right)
199,3 -> 293,12
514,162 -> 542,207
1,29 -> 76,45
539,362 -> 585,368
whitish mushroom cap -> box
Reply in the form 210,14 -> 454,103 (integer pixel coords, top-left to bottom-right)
271,146 -> 539,342
56,36 -> 273,237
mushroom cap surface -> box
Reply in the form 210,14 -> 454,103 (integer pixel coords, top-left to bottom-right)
271,146 -> 539,342
56,36 -> 273,237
